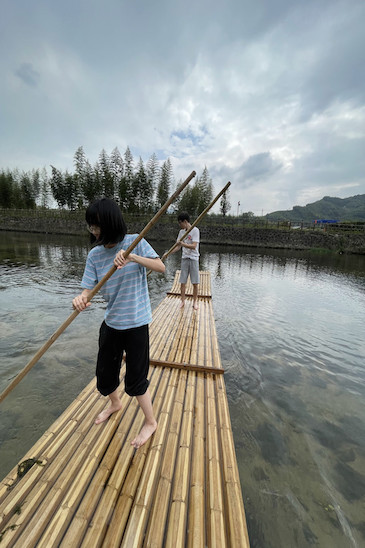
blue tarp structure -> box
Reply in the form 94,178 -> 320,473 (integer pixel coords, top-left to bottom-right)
314,219 -> 338,224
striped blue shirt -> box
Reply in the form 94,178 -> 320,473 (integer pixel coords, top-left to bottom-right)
81,234 -> 159,330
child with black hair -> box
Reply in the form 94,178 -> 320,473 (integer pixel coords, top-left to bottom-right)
72,198 -> 165,449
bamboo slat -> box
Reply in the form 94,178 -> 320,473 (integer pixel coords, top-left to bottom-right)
165,370 -> 193,546
206,376 -> 227,548
187,373 -> 206,548
79,368 -> 169,548
0,271 -> 250,548
143,369 -> 185,547
0,380 -> 96,503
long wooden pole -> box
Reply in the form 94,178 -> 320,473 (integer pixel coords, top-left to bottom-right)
147,181 -> 231,276
149,358 -> 224,375
0,171 -> 196,404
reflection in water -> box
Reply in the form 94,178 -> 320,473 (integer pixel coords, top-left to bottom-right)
0,231 -> 365,548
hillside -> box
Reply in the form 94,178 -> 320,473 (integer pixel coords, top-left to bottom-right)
266,194 -> 365,222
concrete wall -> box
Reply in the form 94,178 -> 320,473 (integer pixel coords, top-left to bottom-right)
1,209 -> 364,254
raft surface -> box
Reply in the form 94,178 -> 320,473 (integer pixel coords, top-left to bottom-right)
0,271 -> 250,547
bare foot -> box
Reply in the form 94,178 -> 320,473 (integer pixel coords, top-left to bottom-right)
95,403 -> 122,424
193,302 -> 199,310
131,420 -> 157,449
180,300 -> 185,308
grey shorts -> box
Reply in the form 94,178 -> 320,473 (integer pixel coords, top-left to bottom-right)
180,258 -> 200,284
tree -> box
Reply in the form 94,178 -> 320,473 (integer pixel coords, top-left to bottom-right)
220,188 -> 231,217
135,157 -> 154,212
10,169 -> 25,208
74,146 -> 88,207
40,167 -> 50,208
177,168 -> 213,217
20,172 -> 36,209
177,184 -> 197,215
128,157 -> 144,213
64,171 -> 79,210
110,147 -> 124,202
98,149 -> 114,199
146,153 -> 160,207
0,170 -> 14,208
156,158 -> 173,209
119,146 -> 134,210
81,160 -> 100,205
50,166 -> 67,208
74,146 -> 87,177
195,166 -> 213,214
31,169 -> 41,205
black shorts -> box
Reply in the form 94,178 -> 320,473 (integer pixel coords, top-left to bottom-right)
96,321 -> 150,397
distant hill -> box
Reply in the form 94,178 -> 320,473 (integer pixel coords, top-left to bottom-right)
266,194 -> 365,222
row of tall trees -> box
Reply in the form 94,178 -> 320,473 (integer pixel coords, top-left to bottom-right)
50,146 -> 166,212
0,145 -> 231,216
0,168 -> 50,209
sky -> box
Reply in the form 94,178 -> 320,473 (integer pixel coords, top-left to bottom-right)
1,0 -> 364,215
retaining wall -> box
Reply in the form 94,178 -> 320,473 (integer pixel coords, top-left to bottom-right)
0,210 -> 364,254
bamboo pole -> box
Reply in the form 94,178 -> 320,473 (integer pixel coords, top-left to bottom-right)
143,369 -> 184,547
147,181 -> 231,275
188,373 -> 206,548
165,368 -> 194,546
0,171 -> 196,404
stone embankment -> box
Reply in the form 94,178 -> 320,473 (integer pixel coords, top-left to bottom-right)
200,225 -> 365,255
1,209 -> 365,254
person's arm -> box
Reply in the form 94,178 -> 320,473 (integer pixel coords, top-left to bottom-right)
72,288 -> 93,311
180,240 -> 197,250
114,250 -> 165,273
180,227 -> 199,251
169,242 -> 182,255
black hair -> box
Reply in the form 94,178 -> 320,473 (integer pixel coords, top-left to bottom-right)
85,198 -> 127,246
177,211 -> 190,222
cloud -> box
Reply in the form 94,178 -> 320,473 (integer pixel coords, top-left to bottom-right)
0,0 -> 364,215
239,152 -> 283,182
15,62 -> 40,87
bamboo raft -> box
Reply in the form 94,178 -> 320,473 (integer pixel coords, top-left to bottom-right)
0,271 -> 250,547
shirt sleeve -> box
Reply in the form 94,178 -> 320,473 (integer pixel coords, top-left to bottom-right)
191,227 -> 200,243
136,238 -> 159,258
81,253 -> 98,289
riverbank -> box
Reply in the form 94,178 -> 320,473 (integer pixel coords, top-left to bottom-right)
1,209 -> 365,254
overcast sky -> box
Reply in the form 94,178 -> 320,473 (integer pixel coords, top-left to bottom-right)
1,0 -> 364,215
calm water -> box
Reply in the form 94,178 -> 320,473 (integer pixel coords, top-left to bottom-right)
1,231 -> 365,548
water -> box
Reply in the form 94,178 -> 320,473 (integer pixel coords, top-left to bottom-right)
1,231 -> 365,548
